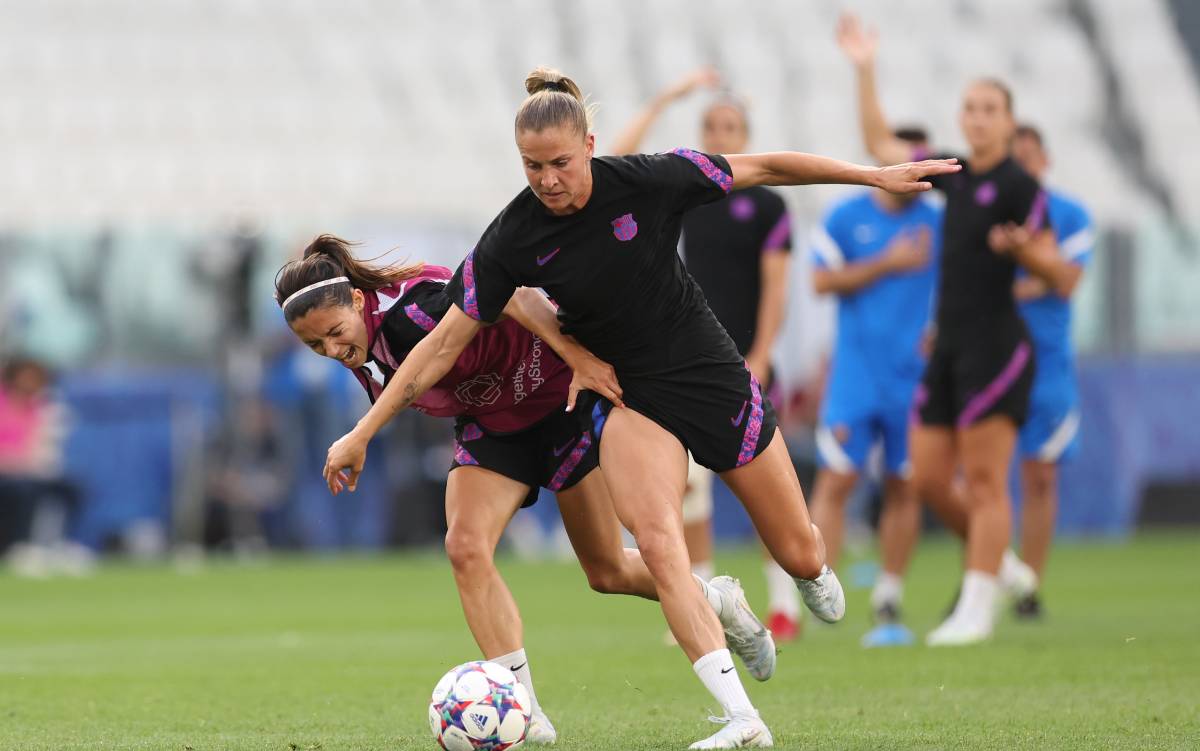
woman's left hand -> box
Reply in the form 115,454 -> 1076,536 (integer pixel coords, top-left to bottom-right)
323,428 -> 369,495
875,158 -> 961,194
566,351 -> 624,412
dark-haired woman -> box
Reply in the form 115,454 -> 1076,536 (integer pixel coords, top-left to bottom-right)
839,14 -> 1054,646
276,235 -> 777,746
320,68 -> 958,748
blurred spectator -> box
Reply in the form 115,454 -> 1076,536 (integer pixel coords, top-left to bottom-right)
203,396 -> 289,555
0,357 -> 92,575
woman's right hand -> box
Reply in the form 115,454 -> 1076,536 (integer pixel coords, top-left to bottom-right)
882,227 -> 933,272
661,67 -> 721,103
836,13 -> 878,68
566,350 -> 624,412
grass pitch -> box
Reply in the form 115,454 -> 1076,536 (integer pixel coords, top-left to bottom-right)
2,534 -> 1197,750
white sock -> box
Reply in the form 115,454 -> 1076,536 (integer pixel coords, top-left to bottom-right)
691,559 -> 715,582
492,647 -> 540,714
693,648 -> 756,719
950,570 -> 998,626
764,559 -> 800,617
870,571 -> 904,612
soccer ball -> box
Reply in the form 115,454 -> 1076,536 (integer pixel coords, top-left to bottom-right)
428,660 -> 531,751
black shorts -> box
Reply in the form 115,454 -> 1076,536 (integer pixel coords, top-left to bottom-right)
916,314 -> 1036,429
604,324 -> 778,473
449,395 -> 605,507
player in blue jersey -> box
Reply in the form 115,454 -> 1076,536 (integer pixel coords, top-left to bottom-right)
1011,124 -> 1092,619
808,127 -> 941,647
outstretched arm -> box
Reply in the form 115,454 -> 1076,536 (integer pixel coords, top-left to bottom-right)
609,68 -> 720,155
502,287 -> 624,409
323,306 -> 483,494
726,151 -> 959,194
837,13 -> 914,166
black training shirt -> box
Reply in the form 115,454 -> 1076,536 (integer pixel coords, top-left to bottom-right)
681,187 -> 791,355
445,149 -> 735,375
924,153 -> 1048,330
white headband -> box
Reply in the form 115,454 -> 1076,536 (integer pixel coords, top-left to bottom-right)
281,276 -> 350,311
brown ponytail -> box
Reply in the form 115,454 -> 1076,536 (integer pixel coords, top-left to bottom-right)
273,234 -> 424,323
515,66 -> 597,137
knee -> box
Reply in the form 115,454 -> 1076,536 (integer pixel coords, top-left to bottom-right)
772,539 -> 824,581
444,527 -> 492,574
1023,465 -> 1057,505
817,471 -> 858,506
963,466 -> 1007,506
582,562 -> 626,595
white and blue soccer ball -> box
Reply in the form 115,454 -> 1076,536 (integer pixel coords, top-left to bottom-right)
428,660 -> 531,751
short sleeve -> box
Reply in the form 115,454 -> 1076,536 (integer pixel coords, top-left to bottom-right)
631,149 -> 733,213
380,282 -> 452,352
445,238 -> 518,325
810,207 -> 847,270
1009,173 -> 1050,234
759,193 -> 792,255
1058,202 -> 1094,266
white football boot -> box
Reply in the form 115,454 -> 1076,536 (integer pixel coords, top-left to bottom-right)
925,613 -> 993,647
689,713 -> 774,749
704,576 -> 777,682
999,550 -> 1038,601
795,565 -> 846,624
525,708 -> 557,744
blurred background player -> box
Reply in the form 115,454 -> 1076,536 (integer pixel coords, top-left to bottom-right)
807,126 -> 942,647
0,357 -> 89,576
610,69 -> 802,640
839,13 -> 1057,645
1011,124 -> 1094,619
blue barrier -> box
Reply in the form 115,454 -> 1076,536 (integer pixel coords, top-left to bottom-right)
57,355 -> 1200,549
62,370 -> 220,549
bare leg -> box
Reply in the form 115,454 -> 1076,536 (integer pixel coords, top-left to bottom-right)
909,424 -> 965,537
1019,459 -> 1057,581
556,469 -> 658,600
808,468 -> 859,570
718,430 -> 824,579
878,474 -> 921,578
599,408 -> 724,662
444,467 -> 530,658
683,518 -> 714,575
959,416 -> 1018,575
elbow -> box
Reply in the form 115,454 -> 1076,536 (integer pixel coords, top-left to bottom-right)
1054,277 -> 1080,300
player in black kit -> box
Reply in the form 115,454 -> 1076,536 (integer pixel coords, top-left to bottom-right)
609,68 -> 802,640
840,14 -> 1063,646
322,66 -> 958,748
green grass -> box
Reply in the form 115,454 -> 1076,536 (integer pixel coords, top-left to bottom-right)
2,534 -> 1198,750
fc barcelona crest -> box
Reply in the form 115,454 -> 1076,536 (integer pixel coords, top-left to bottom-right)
611,213 -> 638,242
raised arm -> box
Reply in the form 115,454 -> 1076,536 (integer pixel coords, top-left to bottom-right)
609,67 -> 720,155
837,13 -> 915,166
502,287 -> 624,409
726,151 -> 959,194
323,306 -> 483,494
